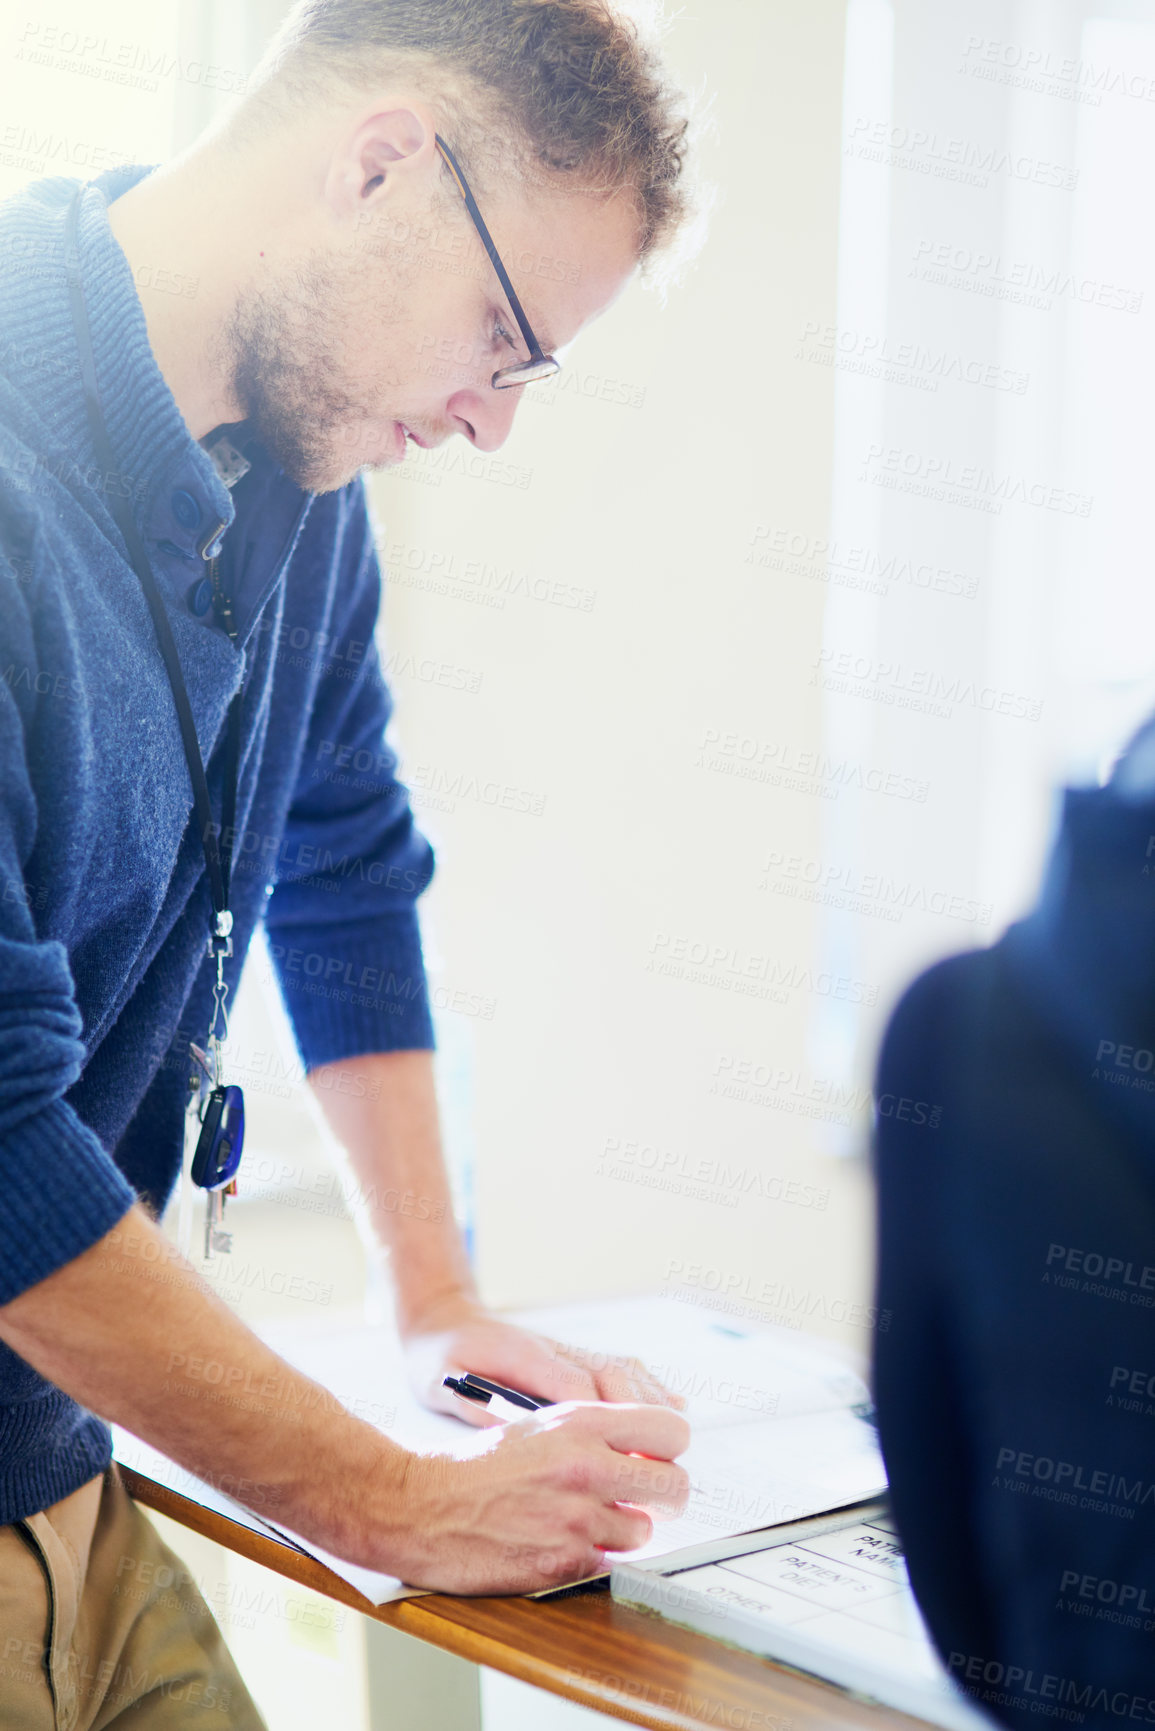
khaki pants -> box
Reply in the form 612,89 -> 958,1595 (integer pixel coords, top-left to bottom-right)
0,1465 -> 266,1730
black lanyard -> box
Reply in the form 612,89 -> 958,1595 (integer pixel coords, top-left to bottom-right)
63,185 -> 241,968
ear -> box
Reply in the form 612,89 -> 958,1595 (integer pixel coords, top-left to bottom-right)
324,101 -> 439,220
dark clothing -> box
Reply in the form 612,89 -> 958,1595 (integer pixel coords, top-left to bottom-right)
875,776 -> 1155,1730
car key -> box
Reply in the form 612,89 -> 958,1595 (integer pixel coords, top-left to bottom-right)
192,1082 -> 245,1261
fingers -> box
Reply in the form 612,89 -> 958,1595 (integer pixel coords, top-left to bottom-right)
594,1502 -> 653,1554
431,1327 -> 601,1407
406,1320 -> 688,1429
547,1343 -> 686,1411
491,1496 -> 652,1589
591,1353 -> 687,1411
536,1412 -> 692,1523
573,1404 -> 691,1518
518,1350 -> 599,1405
566,1397 -> 691,1464
390,1408 -> 688,1595
607,1449 -> 690,1521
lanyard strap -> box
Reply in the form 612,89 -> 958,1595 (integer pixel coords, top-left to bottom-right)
63,186 -> 240,955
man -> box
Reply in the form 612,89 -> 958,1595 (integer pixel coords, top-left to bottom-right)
0,2 -> 693,1724
873,723 -> 1155,1729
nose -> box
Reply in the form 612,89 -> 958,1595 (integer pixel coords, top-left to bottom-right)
446,382 -> 523,452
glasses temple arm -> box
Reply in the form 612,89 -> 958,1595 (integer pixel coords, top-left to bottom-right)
435,135 -> 546,362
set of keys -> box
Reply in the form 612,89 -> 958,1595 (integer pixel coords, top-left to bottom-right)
187,1042 -> 245,1258
184,934 -> 246,1262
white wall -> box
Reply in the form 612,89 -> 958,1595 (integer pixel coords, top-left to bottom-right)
802,0 -> 1155,1146
368,1 -> 867,1345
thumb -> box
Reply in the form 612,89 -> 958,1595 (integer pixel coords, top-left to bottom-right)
405,1336 -> 506,1427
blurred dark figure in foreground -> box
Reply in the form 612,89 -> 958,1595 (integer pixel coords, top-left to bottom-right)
875,721 -> 1155,1731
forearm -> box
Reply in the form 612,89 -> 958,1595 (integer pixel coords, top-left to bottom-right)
0,1202 -> 412,1569
308,1048 -> 476,1332
0,1127 -> 690,1596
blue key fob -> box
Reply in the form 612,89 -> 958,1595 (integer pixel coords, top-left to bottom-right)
191,1084 -> 245,1190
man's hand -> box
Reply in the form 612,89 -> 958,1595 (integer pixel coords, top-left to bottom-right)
306,1055 -> 687,1422
402,1293 -> 686,1425
0,1206 -> 688,1595
390,1401 -> 691,1593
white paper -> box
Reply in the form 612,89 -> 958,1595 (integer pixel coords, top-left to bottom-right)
113,1428 -> 292,1546
116,1296 -> 884,1604
513,1295 -> 871,1431
633,1406 -> 885,1565
614,1517 -> 989,1731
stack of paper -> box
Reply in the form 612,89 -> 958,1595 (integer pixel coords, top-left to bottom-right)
612,1508 -> 988,1731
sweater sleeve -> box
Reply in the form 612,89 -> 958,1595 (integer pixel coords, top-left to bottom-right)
0,575 -> 136,1305
263,480 -> 436,1070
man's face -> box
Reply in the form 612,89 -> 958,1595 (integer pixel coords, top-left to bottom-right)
225,168 -> 640,494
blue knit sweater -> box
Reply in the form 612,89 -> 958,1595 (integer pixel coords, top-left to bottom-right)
0,164 -> 435,1524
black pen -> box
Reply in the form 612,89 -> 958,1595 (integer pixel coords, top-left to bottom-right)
443,1372 -> 554,1413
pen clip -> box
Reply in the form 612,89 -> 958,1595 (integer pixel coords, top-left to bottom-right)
443,1373 -> 548,1412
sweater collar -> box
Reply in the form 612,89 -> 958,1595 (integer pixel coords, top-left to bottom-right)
4,163 -> 236,565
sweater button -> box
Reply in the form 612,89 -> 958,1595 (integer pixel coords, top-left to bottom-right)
187,576 -> 214,616
171,488 -> 202,530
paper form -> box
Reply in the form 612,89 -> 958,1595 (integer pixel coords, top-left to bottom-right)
613,1515 -> 989,1731
657,1519 -> 939,1676
116,1296 -> 884,1605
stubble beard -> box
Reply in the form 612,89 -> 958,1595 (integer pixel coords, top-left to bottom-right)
224,250 -> 389,494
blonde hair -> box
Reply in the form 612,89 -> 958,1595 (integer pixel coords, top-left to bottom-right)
229,0 -> 690,260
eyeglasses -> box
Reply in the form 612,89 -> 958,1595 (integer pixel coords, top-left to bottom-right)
435,134 -> 561,390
